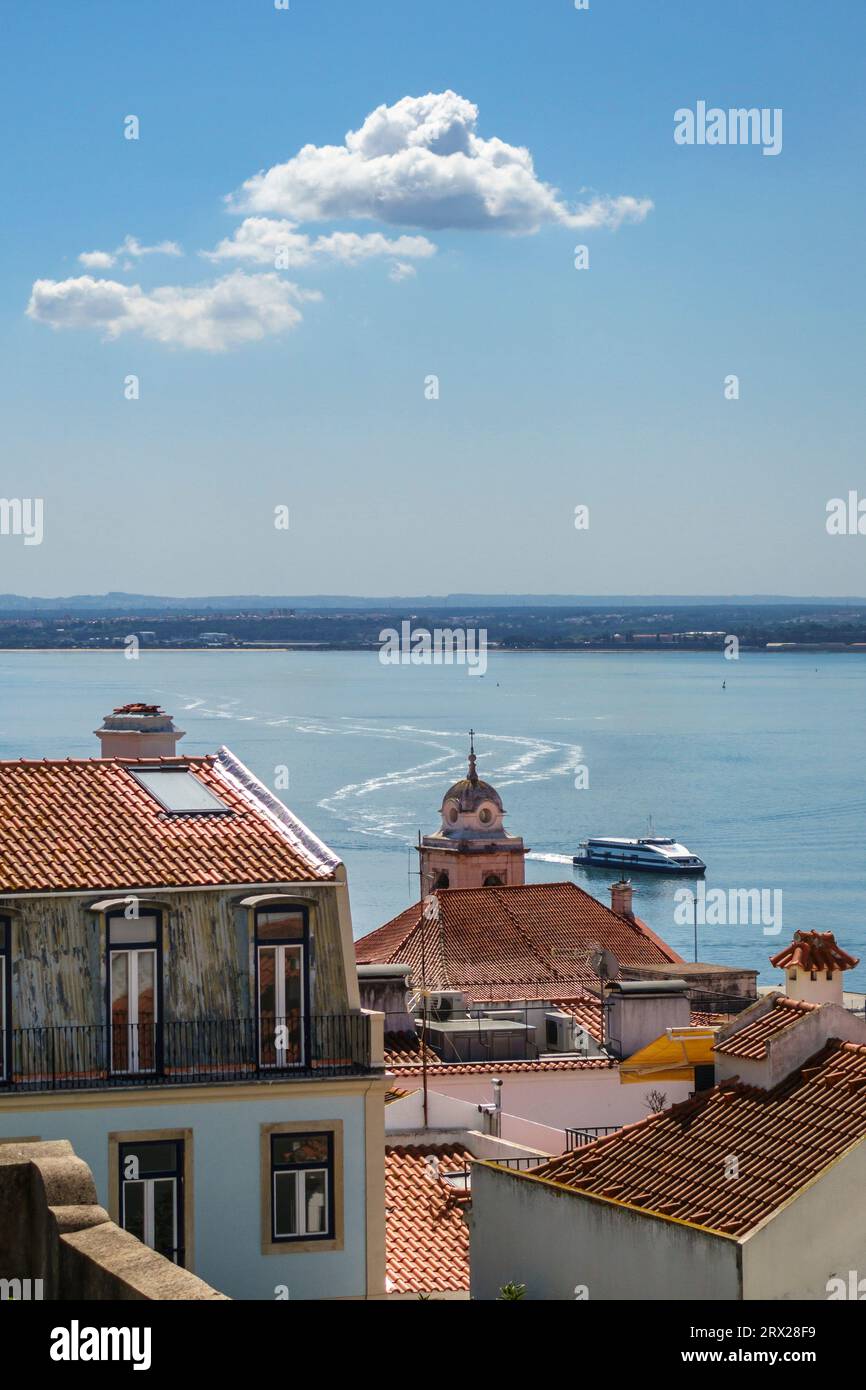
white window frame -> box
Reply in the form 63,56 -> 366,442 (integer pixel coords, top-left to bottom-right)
272,1166 -> 330,1240
122,1175 -> 179,1259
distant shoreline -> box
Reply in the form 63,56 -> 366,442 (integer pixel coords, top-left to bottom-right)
0,646 -> 863,656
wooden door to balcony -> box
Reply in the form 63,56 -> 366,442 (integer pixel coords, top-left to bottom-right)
108,913 -> 161,1075
254,904 -> 309,1070
257,943 -> 304,1067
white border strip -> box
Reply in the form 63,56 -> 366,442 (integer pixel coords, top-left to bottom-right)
213,746 -> 340,878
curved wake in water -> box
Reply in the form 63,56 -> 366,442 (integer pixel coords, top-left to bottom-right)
163,693 -> 584,844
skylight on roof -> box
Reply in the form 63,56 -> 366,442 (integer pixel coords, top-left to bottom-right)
129,768 -> 232,815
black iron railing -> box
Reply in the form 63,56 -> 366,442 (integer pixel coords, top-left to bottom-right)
565,1124 -> 622,1150
689,992 -> 755,1017
484,1155 -> 549,1171
0,1015 -> 371,1093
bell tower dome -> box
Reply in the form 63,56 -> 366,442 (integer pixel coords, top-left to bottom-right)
417,731 -> 528,894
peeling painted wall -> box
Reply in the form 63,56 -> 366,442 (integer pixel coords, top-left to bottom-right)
2,884 -> 351,1030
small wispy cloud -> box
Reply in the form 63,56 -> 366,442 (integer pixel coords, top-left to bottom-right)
77,234 -> 183,270
202,216 -> 436,268
27,270 -> 317,351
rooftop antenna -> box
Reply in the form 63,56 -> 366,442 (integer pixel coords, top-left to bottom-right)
587,945 -> 620,1048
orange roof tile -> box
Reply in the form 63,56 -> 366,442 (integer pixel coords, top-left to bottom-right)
770,930 -> 859,974
713,996 -> 817,1060
387,1056 -> 617,1077
0,747 -> 339,892
523,1039 -> 866,1236
385,1086 -> 416,1105
385,1144 -> 471,1294
356,882 -> 682,999
383,1032 -> 438,1068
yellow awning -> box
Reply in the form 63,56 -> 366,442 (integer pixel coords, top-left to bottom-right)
619,1027 -> 719,1084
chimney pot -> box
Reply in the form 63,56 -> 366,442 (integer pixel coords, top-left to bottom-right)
610,879 -> 634,918
94,704 -> 185,759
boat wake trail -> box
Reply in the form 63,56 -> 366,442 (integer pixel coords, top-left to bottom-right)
163,695 -> 584,844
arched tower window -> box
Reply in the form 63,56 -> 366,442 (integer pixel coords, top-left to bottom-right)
483,874 -> 503,887
434,872 -> 450,889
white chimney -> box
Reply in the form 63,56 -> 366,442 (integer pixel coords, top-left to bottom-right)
769,930 -> 859,1007
94,704 -> 185,759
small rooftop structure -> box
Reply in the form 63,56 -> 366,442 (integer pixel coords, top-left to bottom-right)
713,995 -> 817,1061
770,929 -> 859,1006
94,703 -> 185,759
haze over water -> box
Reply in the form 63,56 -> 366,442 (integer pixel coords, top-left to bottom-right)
1,649 -> 862,991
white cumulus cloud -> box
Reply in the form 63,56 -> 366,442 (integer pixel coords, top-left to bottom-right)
202,216 -> 436,268
229,90 -> 652,234
27,271 -> 318,351
77,235 -> 183,270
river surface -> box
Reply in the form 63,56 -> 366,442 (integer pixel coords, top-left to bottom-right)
1,649 -> 862,989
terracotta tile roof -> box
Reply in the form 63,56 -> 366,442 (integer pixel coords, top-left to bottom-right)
770,930 -> 859,975
523,1039 -> 866,1236
0,747 -> 339,892
386,1056 -> 617,1077
385,1144 -> 471,1294
383,1032 -> 438,1068
690,1009 -> 729,1027
385,1086 -> 416,1105
713,996 -> 817,1060
355,882 -> 682,998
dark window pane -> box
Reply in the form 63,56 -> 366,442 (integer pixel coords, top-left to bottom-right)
257,911 -> 304,941
153,1179 -> 177,1260
273,1133 -> 330,1167
123,1181 -> 145,1242
0,921 -> 6,948
123,1142 -> 178,1176
274,1172 -> 297,1237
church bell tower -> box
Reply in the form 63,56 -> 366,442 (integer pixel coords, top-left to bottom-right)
417,732 -> 528,894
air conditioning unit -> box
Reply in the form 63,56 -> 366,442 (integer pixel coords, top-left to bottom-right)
545,1011 -> 589,1054
428,991 -> 468,1021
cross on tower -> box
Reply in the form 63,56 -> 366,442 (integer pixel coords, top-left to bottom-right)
467,729 -> 478,784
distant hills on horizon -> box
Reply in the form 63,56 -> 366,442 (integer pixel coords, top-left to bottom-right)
0,591 -> 864,613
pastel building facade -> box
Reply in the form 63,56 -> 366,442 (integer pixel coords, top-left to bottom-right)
0,705 -> 386,1300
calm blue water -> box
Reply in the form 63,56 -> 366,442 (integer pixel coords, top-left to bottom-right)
1,650 -> 863,990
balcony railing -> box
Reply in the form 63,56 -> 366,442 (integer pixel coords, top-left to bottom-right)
0,1015 -> 372,1093
565,1124 -> 622,1150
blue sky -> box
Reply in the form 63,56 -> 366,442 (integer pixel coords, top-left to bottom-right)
1,0 -> 864,597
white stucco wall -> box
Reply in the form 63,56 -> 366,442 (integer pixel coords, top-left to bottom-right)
469,1164 -> 742,1301
385,1088 -> 560,1153
742,1137 -> 866,1300
414,1067 -> 693,1139
0,1083 -> 375,1301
